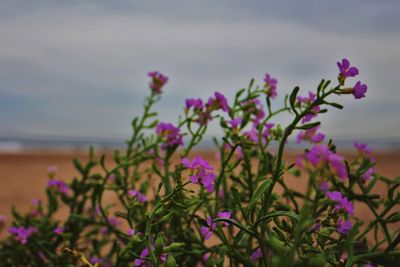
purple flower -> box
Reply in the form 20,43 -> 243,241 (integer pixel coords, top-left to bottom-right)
54,227 -> 64,235
263,73 -> 278,99
48,179 -> 69,195
353,142 -> 371,156
250,248 -> 263,262
318,182 -> 330,191
107,216 -> 122,227
135,247 -> 166,266
217,211 -> 232,226
297,91 -> 316,105
8,226 -> 37,244
352,81 -> 367,99
182,156 -> 215,192
127,228 -> 135,236
148,71 -> 168,94
207,92 -> 229,112
296,126 -> 325,144
200,216 -> 216,240
337,218 -> 352,235
156,122 -> 183,150
337,58 -> 359,78
326,191 -> 354,215
228,118 -> 242,128
128,189 -> 148,203
365,263 -> 374,267
326,191 -> 343,202
185,98 -> 203,110
262,122 -> 275,139
90,256 -> 103,265
302,106 -> 320,124
243,127 -> 259,143
361,167 -> 374,181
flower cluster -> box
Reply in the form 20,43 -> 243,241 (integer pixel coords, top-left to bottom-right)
263,73 -> 278,99
155,122 -> 183,150
337,58 -> 367,99
48,179 -> 69,195
148,71 -> 168,94
181,156 -> 215,192
8,226 -> 37,244
297,144 -> 348,181
200,211 -> 232,240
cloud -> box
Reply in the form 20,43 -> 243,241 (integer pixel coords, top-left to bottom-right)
0,0 -> 399,139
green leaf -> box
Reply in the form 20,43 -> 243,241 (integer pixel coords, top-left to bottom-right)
289,86 -> 300,113
248,179 -> 271,211
296,121 -> 320,130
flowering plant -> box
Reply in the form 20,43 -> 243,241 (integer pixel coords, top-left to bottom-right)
0,60 -> 399,266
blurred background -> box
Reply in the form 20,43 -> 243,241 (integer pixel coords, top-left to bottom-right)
1,0 -> 400,234
1,0 -> 400,151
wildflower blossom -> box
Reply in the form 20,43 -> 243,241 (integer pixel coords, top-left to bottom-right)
302,106 -> 320,124
250,248 -> 263,262
296,126 -> 325,144
297,91 -> 316,105
318,181 -> 330,191
54,227 -> 64,235
155,122 -> 183,149
181,156 -> 215,192
148,71 -> 168,94
353,142 -> 371,156
8,226 -> 37,244
48,179 -> 69,195
352,81 -> 367,99
200,216 -> 216,240
134,247 -> 166,266
228,118 -> 242,129
128,189 -> 148,203
263,73 -> 278,99
361,167 -> 374,181
262,122 -> 275,139
337,58 -> 359,79
200,212 -> 232,240
127,228 -> 135,236
207,92 -> 229,112
241,99 -> 265,125
337,218 -> 352,235
300,144 -> 348,180
90,256 -> 103,265
326,191 -> 354,215
185,98 -> 203,110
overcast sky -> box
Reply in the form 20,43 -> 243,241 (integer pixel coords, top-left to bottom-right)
1,0 -> 400,141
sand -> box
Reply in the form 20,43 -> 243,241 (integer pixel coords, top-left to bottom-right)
0,149 -> 399,239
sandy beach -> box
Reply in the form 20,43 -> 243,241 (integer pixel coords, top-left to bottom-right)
0,149 -> 399,238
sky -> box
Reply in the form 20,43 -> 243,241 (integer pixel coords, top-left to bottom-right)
1,0 -> 400,143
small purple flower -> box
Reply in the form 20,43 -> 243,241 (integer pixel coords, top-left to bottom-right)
337,218 -> 352,235
352,81 -> 367,99
361,167 -> 374,181
365,263 -> 374,267
207,92 -> 229,112
128,189 -> 148,203
135,247 -> 166,266
217,211 -> 232,226
156,122 -> 184,149
127,228 -> 135,236
9,226 -> 37,244
262,122 -> 275,139
148,71 -> 168,94
182,156 -> 215,192
318,182 -> 330,191
250,248 -> 263,262
48,179 -> 69,195
228,118 -> 242,129
243,127 -> 259,143
90,256 -> 103,265
337,58 -> 359,79
296,126 -> 325,144
263,73 -> 278,99
326,191 -> 343,202
186,98 -> 203,110
311,223 -> 321,232
54,227 -> 64,235
200,216 -> 216,240
297,91 -> 316,105
107,216 -> 122,228
353,142 -> 371,156
302,105 -> 320,124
